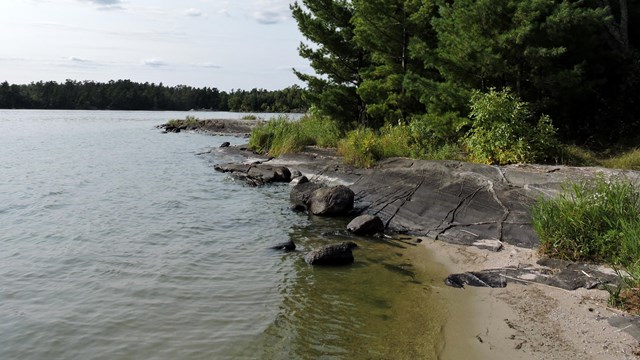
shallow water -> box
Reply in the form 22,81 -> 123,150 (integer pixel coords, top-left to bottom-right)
0,110 -> 448,359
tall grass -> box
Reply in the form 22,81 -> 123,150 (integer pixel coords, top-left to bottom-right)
337,121 -> 463,168
531,176 -> 640,311
248,114 -> 340,156
532,176 -> 640,264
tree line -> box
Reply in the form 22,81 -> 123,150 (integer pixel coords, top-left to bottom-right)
0,80 -> 309,113
292,0 -> 639,147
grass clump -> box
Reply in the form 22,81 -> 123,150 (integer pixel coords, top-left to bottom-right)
602,148 -> 640,171
532,176 -> 640,263
166,115 -> 200,128
531,176 -> 640,311
241,114 -> 259,120
248,114 -> 341,156
337,127 -> 381,168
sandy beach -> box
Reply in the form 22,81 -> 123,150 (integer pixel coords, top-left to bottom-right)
415,238 -> 640,359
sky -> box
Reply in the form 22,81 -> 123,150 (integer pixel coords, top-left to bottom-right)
0,0 -> 311,90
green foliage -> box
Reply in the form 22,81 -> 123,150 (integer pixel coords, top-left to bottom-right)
531,176 -> 640,265
166,116 -> 200,128
0,80 -> 308,112
294,0 -> 640,146
462,88 -> 559,165
603,149 -> 640,171
338,118 -> 464,168
337,127 -> 381,168
291,0 -> 369,126
241,114 -> 258,120
248,114 -> 341,157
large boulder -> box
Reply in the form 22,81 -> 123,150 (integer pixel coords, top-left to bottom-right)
304,241 -> 358,266
308,185 -> 354,216
347,214 -> 385,235
214,163 -> 291,186
290,182 -> 325,212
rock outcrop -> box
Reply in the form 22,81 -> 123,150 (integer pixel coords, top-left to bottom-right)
214,163 -> 291,186
304,241 -> 358,266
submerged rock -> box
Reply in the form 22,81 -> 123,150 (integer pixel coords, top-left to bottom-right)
304,241 -> 358,266
220,141 -> 231,148
347,214 -> 385,235
308,185 -> 354,216
270,240 -> 296,252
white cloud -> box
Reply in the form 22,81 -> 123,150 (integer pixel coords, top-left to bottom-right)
143,59 -> 168,67
184,8 -> 203,17
252,0 -> 291,25
195,62 -> 222,69
79,0 -> 125,11
68,56 -> 91,63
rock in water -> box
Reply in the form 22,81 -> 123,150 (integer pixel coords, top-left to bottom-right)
308,185 -> 354,216
220,141 -> 231,148
270,240 -> 296,252
347,214 -> 385,235
289,175 -> 309,187
305,242 -> 358,266
290,182 -> 324,212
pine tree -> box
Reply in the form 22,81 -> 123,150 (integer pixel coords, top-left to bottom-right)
291,0 -> 369,127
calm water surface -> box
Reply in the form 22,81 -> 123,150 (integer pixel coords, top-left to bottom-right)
0,110 -> 448,359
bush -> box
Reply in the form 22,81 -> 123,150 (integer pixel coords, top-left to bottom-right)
241,114 -> 258,120
462,88 -> 559,165
338,127 -> 381,168
531,176 -> 640,265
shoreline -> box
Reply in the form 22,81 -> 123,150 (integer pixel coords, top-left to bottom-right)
202,141 -> 640,358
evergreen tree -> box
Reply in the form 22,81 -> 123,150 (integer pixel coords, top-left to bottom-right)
291,0 -> 370,127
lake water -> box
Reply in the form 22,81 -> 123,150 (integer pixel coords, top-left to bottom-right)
0,110 -> 449,359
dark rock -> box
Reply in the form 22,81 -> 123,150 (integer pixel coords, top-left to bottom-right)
347,214 -> 385,235
290,169 -> 303,178
214,163 -> 291,186
308,185 -> 354,216
304,241 -> 358,266
289,175 -> 309,187
220,141 -> 231,148
290,182 -> 324,211
270,240 -> 296,252
445,271 -> 507,288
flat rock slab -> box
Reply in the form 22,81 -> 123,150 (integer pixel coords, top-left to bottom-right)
214,163 -> 291,186
445,258 -> 619,290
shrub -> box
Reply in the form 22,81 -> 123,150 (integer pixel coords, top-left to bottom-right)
241,114 -> 258,120
462,88 -> 559,165
338,127 -> 381,168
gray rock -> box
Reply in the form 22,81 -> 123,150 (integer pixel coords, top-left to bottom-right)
347,214 -> 385,235
472,239 -> 503,252
290,182 -> 325,212
309,185 -> 354,216
304,241 -> 358,266
290,169 -> 303,178
214,163 -> 291,186
220,141 -> 231,148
